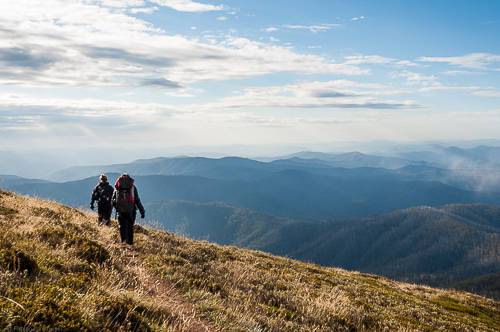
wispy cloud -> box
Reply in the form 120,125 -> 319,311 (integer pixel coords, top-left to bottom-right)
351,16 -> 366,21
0,93 -> 262,132
419,53 -> 500,71
100,0 -> 219,13
129,6 -> 159,14
472,89 -> 500,98
391,70 -> 439,86
192,80 -> 419,111
344,55 -> 419,67
149,0 -> 223,12
264,27 -> 279,33
390,70 -> 500,96
0,1 -> 366,90
282,24 -> 340,33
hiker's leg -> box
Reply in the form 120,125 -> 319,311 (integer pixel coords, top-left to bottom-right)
97,204 -> 106,225
125,216 -> 134,245
118,215 -> 127,243
128,218 -> 135,245
103,205 -> 112,226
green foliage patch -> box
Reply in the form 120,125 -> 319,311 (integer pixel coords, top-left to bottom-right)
432,295 -> 500,330
0,283 -> 91,331
96,295 -> 153,331
38,226 -> 109,264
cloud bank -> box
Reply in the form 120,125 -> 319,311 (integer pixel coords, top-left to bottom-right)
0,1 -> 365,90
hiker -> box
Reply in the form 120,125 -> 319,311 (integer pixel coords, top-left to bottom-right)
112,173 -> 145,245
90,174 -> 114,226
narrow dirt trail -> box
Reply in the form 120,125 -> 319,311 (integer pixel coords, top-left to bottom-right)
98,222 -> 215,332
126,251 -> 214,332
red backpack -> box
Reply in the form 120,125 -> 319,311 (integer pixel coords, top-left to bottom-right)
114,175 -> 135,215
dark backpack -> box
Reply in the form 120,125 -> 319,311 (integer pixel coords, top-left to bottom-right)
97,184 -> 113,205
115,189 -> 134,215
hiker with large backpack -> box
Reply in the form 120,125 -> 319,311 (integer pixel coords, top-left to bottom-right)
111,173 -> 145,245
90,174 -> 114,226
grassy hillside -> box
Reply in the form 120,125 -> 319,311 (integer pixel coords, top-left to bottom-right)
452,273 -> 500,300
1,190 -> 499,331
143,200 -> 500,298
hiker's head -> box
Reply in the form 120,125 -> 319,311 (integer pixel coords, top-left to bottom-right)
99,174 -> 108,183
122,173 -> 130,179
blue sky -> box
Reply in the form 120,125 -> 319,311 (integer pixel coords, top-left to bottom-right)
0,0 -> 499,154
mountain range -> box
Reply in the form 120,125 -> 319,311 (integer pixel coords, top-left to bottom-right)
2,168 -> 496,220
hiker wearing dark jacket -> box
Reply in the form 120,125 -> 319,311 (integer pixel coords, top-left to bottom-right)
90,174 -> 114,226
111,173 -> 145,245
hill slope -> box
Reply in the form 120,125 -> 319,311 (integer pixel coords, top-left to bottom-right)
1,190 -> 499,331
141,200 -> 500,298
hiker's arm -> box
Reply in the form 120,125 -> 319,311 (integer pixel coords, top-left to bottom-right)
134,187 -> 145,218
90,186 -> 97,210
111,190 -> 117,208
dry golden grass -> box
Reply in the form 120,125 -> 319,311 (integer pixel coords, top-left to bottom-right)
0,189 -> 499,331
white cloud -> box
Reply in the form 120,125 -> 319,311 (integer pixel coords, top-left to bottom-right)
3,92 -> 500,150
351,16 -> 366,21
282,24 -> 340,33
149,0 -> 223,12
0,93 -> 174,139
264,27 -> 279,33
391,70 -> 439,85
129,6 -> 159,14
472,89 -> 500,97
100,0 -> 146,8
0,92 -> 408,148
390,70 -> 500,95
191,80 -> 419,111
441,70 -> 478,76
419,53 -> 500,71
0,1 -> 367,90
344,55 -> 419,67
391,70 -> 467,92
216,15 -> 227,21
